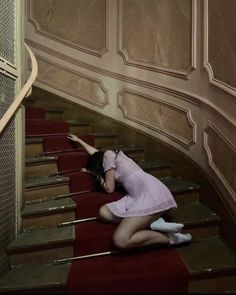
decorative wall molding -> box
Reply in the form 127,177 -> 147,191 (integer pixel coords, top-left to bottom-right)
203,0 -> 236,97
26,39 -> 236,130
35,55 -> 109,108
203,122 -> 236,203
117,0 -> 197,79
118,88 -> 196,149
27,0 -> 109,58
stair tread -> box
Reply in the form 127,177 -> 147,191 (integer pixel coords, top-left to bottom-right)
138,159 -> 172,169
160,176 -> 200,193
89,132 -> 117,138
66,119 -> 91,126
102,144 -> 144,153
21,198 -> 76,216
0,263 -> 70,292
177,236 -> 236,276
26,137 -> 43,144
46,107 -> 64,113
7,226 -> 74,251
26,155 -> 58,164
169,201 -> 220,226
25,175 -> 69,189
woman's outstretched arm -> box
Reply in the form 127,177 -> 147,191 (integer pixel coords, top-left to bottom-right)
67,134 -> 99,155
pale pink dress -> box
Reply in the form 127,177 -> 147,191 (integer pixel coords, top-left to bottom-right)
103,150 -> 177,217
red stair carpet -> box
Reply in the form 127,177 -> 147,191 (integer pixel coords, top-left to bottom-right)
26,106 -> 189,293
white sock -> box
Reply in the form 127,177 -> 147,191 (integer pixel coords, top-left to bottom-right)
168,232 -> 192,245
150,217 -> 184,233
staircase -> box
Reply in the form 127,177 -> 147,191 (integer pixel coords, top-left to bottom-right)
0,90 -> 236,293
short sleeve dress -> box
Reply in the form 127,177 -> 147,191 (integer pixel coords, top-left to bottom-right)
103,150 -> 177,218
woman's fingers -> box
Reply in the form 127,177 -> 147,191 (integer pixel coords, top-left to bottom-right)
67,134 -> 77,141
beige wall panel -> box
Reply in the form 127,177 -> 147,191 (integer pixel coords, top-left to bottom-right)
118,89 -> 195,148
208,0 -> 236,90
119,0 -> 192,73
36,57 -> 108,108
28,0 -> 107,55
204,123 -> 236,196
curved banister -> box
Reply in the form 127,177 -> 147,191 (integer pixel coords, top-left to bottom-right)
0,43 -> 38,134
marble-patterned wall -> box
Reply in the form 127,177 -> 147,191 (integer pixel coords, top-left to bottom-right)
118,89 -> 195,148
26,0 -> 236,220
208,0 -> 236,89
119,0 -> 191,71
29,0 -> 107,55
37,57 -> 108,107
204,123 -> 236,210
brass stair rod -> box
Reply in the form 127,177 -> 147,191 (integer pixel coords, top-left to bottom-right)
53,250 -> 122,265
55,190 -> 91,199
58,216 -> 98,227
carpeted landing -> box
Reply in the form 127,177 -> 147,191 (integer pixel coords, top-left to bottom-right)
27,109 -> 190,293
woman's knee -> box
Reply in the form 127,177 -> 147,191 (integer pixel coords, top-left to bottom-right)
99,205 -> 110,221
113,231 -> 130,249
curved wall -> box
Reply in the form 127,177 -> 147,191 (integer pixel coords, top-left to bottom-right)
25,0 -> 236,220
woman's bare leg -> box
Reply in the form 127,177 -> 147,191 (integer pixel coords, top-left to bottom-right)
98,204 -> 122,224
112,213 -> 170,249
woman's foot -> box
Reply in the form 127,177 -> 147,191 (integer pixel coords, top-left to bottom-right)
150,217 -> 184,233
168,232 -> 192,245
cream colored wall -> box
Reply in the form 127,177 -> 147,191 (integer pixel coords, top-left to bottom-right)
25,0 -> 236,220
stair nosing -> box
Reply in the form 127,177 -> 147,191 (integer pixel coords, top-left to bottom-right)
21,198 -> 76,217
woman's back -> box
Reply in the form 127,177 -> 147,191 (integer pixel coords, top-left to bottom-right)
103,150 -> 141,183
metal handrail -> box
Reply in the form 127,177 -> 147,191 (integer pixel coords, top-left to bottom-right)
0,43 -> 38,134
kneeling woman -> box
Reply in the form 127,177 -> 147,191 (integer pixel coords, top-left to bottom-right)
68,134 -> 192,249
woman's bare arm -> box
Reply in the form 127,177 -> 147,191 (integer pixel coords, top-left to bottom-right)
67,134 -> 98,155
100,169 -> 115,193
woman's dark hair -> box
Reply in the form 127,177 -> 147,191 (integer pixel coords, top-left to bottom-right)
86,151 -> 105,178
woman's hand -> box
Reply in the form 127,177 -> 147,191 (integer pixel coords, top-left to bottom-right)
95,174 -> 105,189
67,134 -> 79,142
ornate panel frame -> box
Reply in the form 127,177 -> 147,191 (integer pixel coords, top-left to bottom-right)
27,0 -> 109,57
117,0 -> 197,79
203,0 -> 236,97
35,55 -> 109,108
203,122 -> 236,200
118,88 -> 197,149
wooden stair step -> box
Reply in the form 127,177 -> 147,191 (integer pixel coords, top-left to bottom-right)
160,176 -> 200,204
21,198 -> 76,230
102,144 -> 145,162
25,155 -> 58,177
138,159 -> 172,178
7,226 -> 74,266
89,132 -> 118,148
66,119 -> 92,134
0,263 -> 70,293
45,107 -> 64,120
167,200 -> 220,239
25,137 -> 43,157
177,236 -> 236,293
25,175 -> 70,202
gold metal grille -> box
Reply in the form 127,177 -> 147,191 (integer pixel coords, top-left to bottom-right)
0,0 -> 16,274
0,0 -> 16,65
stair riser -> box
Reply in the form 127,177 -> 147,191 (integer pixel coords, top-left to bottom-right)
45,112 -> 63,120
26,143 -> 43,158
25,184 -> 70,202
69,125 -> 91,135
22,211 -> 76,231
146,168 -> 172,178
189,274 -> 236,293
175,191 -> 199,205
95,137 -> 117,148
183,225 -> 219,240
9,245 -> 73,266
125,151 -> 145,162
25,163 -> 58,177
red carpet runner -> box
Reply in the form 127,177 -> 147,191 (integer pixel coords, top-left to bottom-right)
26,106 -> 189,293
